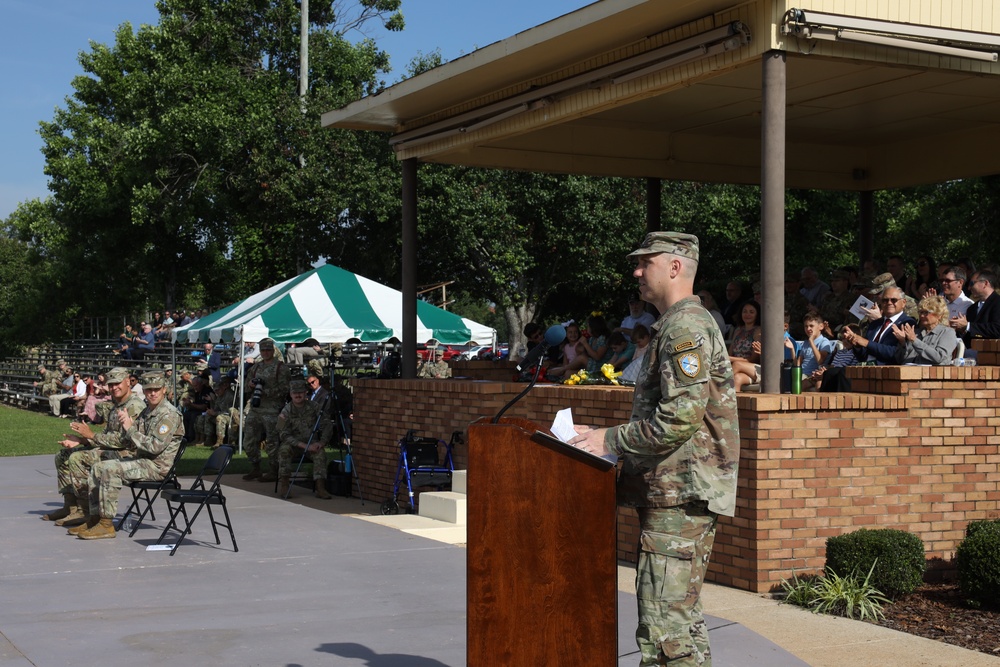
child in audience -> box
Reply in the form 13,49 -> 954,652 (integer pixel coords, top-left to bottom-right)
606,332 -> 636,371
620,324 -> 651,383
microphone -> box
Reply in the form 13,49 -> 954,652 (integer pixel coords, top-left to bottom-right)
516,324 -> 567,373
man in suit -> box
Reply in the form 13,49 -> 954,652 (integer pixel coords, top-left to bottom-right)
842,286 -> 917,364
950,269 -> 1000,343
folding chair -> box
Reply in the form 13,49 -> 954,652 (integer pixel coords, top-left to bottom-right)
115,442 -> 187,537
154,445 -> 238,556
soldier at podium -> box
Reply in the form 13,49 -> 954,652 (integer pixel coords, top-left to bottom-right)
570,231 -> 739,667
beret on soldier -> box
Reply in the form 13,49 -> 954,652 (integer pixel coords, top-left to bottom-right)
627,231 -> 699,262
106,367 -> 131,384
289,379 -> 308,393
142,371 -> 167,389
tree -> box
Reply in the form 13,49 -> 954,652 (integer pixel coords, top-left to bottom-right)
33,0 -> 404,314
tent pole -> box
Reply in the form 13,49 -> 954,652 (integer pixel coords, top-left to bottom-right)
237,329 -> 245,456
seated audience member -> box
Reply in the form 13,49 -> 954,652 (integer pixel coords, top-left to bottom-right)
34,364 -> 61,397
950,269 -> 1000,344
728,301 -> 762,362
72,371 -> 184,540
697,290 -> 728,334
620,324 -> 651,384
810,324 -> 865,392
606,332 -> 636,371
61,373 -> 89,418
202,343 -> 222,384
906,255 -> 937,300
731,312 -> 796,392
784,272 -> 812,339
129,323 -> 156,361
81,373 -> 110,423
276,379 -> 333,500
580,314 -> 614,373
117,324 -> 136,357
48,367 -> 76,417
547,322 -> 588,380
956,258 -> 977,295
926,265 -> 973,320
287,338 -> 324,366
819,269 -> 857,331
233,341 -> 260,369
180,375 -> 212,442
799,266 -> 830,308
614,295 -> 656,341
787,313 -> 835,377
894,295 -> 957,365
841,286 -> 917,365
417,347 -> 452,378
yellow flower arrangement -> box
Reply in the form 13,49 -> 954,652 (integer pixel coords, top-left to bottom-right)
564,370 -> 589,385
601,364 -> 622,385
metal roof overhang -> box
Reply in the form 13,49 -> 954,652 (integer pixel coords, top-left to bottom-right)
322,0 -> 1000,192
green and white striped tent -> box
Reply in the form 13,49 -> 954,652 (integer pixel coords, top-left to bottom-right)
170,263 -> 495,346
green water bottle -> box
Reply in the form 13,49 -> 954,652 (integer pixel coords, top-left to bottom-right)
790,366 -> 802,395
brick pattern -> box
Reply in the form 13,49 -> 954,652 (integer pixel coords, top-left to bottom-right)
972,339 -> 1000,366
352,366 -> 1000,593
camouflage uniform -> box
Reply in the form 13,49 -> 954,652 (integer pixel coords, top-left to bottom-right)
201,383 -> 237,446
819,289 -> 858,330
88,396 -> 184,520
39,369 -> 61,396
276,398 -> 331,479
64,391 -> 147,507
606,294 -> 740,667
417,360 -> 451,378
243,353 -> 291,468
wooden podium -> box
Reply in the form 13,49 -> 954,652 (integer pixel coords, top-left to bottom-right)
467,417 -> 618,666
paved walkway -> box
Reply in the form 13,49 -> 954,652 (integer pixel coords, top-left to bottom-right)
4,455 -> 997,666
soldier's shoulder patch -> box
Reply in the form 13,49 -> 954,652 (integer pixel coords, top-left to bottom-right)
671,342 -> 708,385
158,424 -> 169,435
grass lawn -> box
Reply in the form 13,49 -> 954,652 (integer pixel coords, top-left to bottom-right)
0,404 -> 253,476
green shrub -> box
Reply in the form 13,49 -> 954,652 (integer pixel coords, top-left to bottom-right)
825,528 -> 925,598
957,520 -> 1000,609
780,564 -> 890,621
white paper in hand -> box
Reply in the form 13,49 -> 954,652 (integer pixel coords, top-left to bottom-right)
850,295 -> 875,320
550,408 -> 577,443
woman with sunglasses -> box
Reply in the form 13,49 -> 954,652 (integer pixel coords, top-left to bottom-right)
893,295 -> 957,365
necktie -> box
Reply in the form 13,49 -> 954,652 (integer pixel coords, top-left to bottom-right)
875,318 -> 892,342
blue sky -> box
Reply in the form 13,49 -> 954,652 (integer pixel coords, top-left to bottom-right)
0,0 -> 590,220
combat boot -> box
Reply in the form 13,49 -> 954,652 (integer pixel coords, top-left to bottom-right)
278,476 -> 291,497
55,507 -> 87,527
67,515 -> 98,535
242,463 -> 261,481
42,494 -> 78,521
77,518 -> 116,540
258,463 -> 278,483
314,478 -> 332,500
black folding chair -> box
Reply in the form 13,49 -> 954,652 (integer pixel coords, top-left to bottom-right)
154,445 -> 238,556
115,442 -> 187,537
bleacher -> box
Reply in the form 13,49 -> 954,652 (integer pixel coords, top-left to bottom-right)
0,339 -> 393,412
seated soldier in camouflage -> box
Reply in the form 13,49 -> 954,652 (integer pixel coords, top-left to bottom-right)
198,376 -> 237,448
43,367 -> 146,527
72,371 -> 185,540
34,364 -> 61,397
276,379 -> 332,499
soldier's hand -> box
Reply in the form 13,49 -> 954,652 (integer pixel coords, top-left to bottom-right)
568,425 -> 611,457
70,421 -> 95,440
119,409 -> 133,431
59,435 -> 84,448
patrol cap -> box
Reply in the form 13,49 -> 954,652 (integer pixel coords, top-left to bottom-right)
870,272 -> 896,294
106,367 -> 131,385
627,231 -> 699,262
37,364 -> 46,372
289,379 -> 308,393
142,371 -> 167,389
258,338 -> 275,350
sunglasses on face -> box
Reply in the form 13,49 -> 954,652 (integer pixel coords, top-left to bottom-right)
881,297 -> 902,305
939,278 -> 960,284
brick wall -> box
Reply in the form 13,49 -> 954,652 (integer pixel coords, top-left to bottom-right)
352,366 -> 1000,593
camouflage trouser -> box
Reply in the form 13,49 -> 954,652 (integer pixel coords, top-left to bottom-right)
195,413 -> 216,443
243,409 -> 280,467
88,458 -> 163,520
67,449 -> 115,508
54,445 -> 92,495
635,504 -> 718,666
278,444 -> 327,480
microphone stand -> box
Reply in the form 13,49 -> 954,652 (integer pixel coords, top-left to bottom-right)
492,359 -> 544,424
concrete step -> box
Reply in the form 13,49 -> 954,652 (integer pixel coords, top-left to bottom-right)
418,491 -> 466,525
452,470 -> 467,494
357,514 -> 466,545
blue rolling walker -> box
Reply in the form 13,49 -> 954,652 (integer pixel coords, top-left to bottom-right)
380,430 -> 460,515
